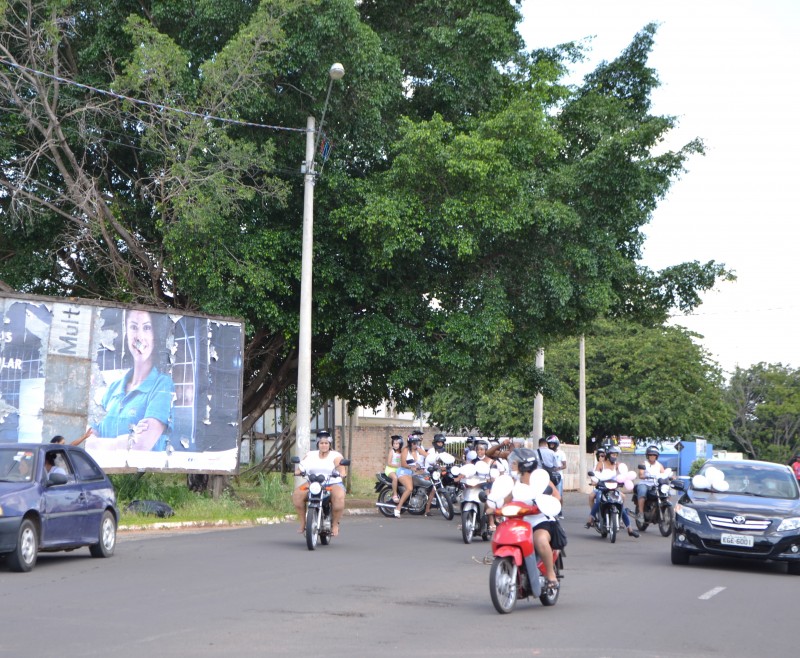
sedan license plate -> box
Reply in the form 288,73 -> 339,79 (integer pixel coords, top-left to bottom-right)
721,533 -> 754,548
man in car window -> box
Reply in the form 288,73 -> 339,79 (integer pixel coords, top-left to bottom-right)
45,452 -> 67,478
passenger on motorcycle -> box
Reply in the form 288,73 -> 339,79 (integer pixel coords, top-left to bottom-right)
385,435 -> 404,503
394,434 -> 425,518
635,446 -> 668,521
292,431 -> 347,536
424,433 -> 449,515
587,446 -> 639,537
586,447 -> 608,516
474,440 -> 499,529
503,448 -> 562,589
463,436 -> 476,463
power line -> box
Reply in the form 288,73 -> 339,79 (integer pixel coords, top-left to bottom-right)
0,58 -> 306,134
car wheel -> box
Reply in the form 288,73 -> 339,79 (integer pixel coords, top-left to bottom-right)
8,518 -> 38,572
671,543 -> 690,565
90,510 -> 117,558
787,561 -> 800,576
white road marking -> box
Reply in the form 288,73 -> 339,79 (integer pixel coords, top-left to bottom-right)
699,586 -> 726,600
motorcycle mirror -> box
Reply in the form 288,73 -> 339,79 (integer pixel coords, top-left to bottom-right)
478,491 -> 488,503
587,470 -> 595,477
291,456 -> 300,464
671,479 -> 686,491
340,459 -> 351,466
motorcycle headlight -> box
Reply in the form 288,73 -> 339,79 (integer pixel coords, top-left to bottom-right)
660,484 -> 671,494
431,471 -> 441,481
309,481 -> 322,495
777,517 -> 800,532
676,503 -> 700,524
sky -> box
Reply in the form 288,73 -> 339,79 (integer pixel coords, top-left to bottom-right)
519,0 -> 800,376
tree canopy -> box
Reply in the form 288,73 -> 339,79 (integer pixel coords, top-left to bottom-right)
0,0 -> 730,433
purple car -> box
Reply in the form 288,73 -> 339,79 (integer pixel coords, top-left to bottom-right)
0,443 -> 118,572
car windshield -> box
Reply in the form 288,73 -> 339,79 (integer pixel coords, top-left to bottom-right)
0,447 -> 36,482
699,463 -> 799,499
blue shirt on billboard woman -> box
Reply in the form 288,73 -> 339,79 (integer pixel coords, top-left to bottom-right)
96,366 -> 174,451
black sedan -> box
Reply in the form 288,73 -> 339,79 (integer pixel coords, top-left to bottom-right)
0,443 -> 119,572
671,459 -> 800,574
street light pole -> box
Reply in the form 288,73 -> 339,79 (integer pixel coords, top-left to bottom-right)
295,63 -> 345,461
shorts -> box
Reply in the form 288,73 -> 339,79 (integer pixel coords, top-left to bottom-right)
385,466 -> 398,477
396,467 -> 413,477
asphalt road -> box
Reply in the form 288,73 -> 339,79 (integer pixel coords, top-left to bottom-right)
1,493 -> 796,657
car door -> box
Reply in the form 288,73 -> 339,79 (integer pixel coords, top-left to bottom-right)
66,449 -> 113,543
40,449 -> 89,546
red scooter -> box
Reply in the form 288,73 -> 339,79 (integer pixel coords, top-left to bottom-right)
488,500 -> 564,614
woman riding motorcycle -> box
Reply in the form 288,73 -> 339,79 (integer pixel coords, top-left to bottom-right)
586,446 -> 639,538
291,431 -> 347,536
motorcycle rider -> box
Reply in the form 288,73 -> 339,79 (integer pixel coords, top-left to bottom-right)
635,445 -> 668,521
385,435 -> 404,503
423,433 -> 449,515
587,446 -> 639,537
395,433 -> 425,518
547,436 -> 567,517
292,430 -> 347,536
502,448 -> 562,589
474,439 -> 498,529
586,447 -> 608,516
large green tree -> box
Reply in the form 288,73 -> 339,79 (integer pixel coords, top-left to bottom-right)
427,320 -> 732,442
727,363 -> 800,462
0,1 -> 728,433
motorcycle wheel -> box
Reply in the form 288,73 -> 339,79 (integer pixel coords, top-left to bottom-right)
462,508 -> 476,544
608,512 -> 618,544
437,490 -> 455,520
305,508 -> 319,551
377,488 -> 397,518
659,506 -> 674,537
539,560 -> 561,607
489,556 -> 518,614
320,508 -> 331,545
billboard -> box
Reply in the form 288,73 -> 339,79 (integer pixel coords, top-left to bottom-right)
0,292 -> 244,473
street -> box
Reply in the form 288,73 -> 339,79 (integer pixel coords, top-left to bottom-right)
1,493 -> 795,657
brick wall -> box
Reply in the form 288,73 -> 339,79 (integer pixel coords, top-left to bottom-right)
334,425 -> 432,480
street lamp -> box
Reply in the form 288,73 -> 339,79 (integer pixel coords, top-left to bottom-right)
295,63 -> 345,461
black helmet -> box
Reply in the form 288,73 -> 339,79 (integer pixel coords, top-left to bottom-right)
390,435 -> 403,449
607,446 -> 620,461
407,433 -> 421,445
509,448 -> 538,474
316,430 -> 333,449
645,445 -> 660,457
546,435 -> 560,447
465,436 -> 475,445
595,447 -> 607,457
432,434 -> 446,451
411,429 -> 424,436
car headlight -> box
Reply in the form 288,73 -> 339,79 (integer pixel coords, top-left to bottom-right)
676,503 -> 701,524
0,504 -> 3,516
777,517 -> 800,532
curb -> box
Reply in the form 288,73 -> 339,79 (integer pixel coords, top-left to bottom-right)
118,506 -> 377,533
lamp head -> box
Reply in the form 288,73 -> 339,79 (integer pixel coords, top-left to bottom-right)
329,63 -> 345,80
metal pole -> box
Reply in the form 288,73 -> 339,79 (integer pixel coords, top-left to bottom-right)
532,348 -> 544,442
579,335 -> 588,493
295,115 -> 316,462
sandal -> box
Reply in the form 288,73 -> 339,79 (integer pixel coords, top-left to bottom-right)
584,519 -> 595,529
393,509 -> 401,518
546,580 -> 560,590
391,495 -> 400,503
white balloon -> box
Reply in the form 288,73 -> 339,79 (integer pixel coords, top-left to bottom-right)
625,470 -> 636,481
534,494 -> 562,518
440,452 -> 455,465
530,469 -> 551,495
617,463 -> 629,475
450,466 -> 461,477
512,482 -> 536,502
460,463 -> 476,478
714,480 -> 730,492
489,467 -> 500,479
692,474 -> 710,489
615,473 -> 626,484
662,468 -> 673,479
624,480 -> 634,492
466,450 -> 478,462
704,467 -> 721,483
476,461 -> 491,476
491,474 -> 514,500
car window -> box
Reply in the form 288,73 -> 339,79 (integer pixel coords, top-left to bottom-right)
69,450 -> 106,482
702,464 -> 799,499
0,449 -> 35,482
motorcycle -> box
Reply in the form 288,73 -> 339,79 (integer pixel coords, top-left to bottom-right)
458,461 -> 496,544
423,451 -> 456,520
291,456 -> 350,551
489,499 -> 564,614
632,470 -> 675,537
374,464 -> 453,519
588,471 -> 624,543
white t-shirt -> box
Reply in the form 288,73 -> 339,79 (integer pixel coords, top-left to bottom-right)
300,450 -> 344,484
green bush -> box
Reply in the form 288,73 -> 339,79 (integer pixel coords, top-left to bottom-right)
688,458 -> 707,477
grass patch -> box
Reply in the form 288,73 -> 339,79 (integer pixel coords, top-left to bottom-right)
112,471 -> 374,527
